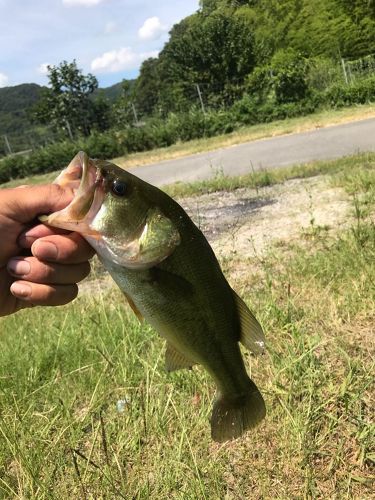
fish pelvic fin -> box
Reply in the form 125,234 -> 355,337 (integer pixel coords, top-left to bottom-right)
211,379 -> 266,443
123,292 -> 144,322
165,342 -> 196,372
233,291 -> 265,355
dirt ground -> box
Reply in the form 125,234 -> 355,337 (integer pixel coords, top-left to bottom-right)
182,175 -> 352,260
84,175 -> 352,293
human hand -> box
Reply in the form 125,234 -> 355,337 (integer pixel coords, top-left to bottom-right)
0,184 -> 95,317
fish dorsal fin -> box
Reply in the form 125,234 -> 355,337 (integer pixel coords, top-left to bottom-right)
123,292 -> 144,322
165,342 -> 196,372
233,291 -> 265,355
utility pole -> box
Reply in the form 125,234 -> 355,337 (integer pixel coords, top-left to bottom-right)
65,119 -> 74,141
131,103 -> 140,126
196,84 -> 206,115
341,58 -> 349,85
3,135 -> 12,155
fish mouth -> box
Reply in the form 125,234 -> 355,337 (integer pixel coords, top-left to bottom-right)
39,151 -> 105,236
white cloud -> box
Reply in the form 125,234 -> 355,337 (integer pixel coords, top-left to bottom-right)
0,72 -> 9,87
104,21 -> 117,34
38,63 -> 51,75
91,47 -> 158,73
63,0 -> 105,7
138,16 -> 168,41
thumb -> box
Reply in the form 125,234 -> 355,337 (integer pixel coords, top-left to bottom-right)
6,184 -> 74,224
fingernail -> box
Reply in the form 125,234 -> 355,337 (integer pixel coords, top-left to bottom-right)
32,241 -> 58,260
20,235 -> 38,247
10,282 -> 32,298
7,259 -> 31,276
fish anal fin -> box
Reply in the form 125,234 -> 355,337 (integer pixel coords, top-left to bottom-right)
165,342 -> 196,372
123,292 -> 144,322
233,290 -> 265,355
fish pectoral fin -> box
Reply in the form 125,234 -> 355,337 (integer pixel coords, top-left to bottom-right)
123,292 -> 144,322
233,290 -> 265,355
165,342 -> 196,372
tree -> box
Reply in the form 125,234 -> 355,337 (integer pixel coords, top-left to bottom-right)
156,10 -> 256,112
271,49 -> 309,103
32,60 -> 99,137
337,0 -> 375,19
113,80 -> 137,127
134,58 -> 161,116
199,0 -> 219,13
199,0 -> 257,11
91,95 -> 113,132
246,48 -> 309,104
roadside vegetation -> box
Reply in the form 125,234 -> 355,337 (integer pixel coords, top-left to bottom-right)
1,105 -> 375,191
1,153 -> 374,498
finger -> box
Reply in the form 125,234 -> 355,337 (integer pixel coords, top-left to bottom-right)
7,257 -> 90,284
18,224 -> 70,248
8,184 -> 74,224
10,281 -> 79,307
31,233 -> 95,264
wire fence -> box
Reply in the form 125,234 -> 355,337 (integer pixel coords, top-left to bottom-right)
343,53 -> 375,84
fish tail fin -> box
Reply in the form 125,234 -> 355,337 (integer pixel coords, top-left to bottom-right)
210,379 -> 266,442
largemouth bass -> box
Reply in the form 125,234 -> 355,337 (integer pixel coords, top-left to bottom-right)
41,152 -> 266,442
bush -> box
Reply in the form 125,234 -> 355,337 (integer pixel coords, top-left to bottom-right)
0,155 -> 28,183
245,67 -> 273,104
26,141 -> 78,174
231,96 -> 259,125
323,75 -> 375,107
307,57 -> 343,92
271,49 -> 309,104
0,133 -> 125,184
231,95 -> 317,124
81,131 -> 125,159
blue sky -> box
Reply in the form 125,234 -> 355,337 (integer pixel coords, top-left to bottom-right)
0,0 -> 199,88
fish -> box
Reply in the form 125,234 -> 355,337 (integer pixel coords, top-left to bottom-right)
40,151 -> 266,442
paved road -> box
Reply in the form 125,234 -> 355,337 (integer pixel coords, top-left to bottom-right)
131,118 -> 375,186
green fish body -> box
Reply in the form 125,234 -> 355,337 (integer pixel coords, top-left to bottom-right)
41,152 -> 266,442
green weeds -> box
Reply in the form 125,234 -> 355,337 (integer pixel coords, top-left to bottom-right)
166,152 -> 375,198
0,155 -> 374,497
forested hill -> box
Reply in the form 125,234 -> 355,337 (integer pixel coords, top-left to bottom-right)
201,0 -> 375,59
0,84 -> 42,135
0,81 -> 124,153
0,84 -> 42,114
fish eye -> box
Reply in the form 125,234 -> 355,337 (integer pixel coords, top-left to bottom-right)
111,179 -> 127,197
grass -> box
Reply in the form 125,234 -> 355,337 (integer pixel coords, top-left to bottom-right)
165,152 -> 375,198
0,155 -> 374,498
